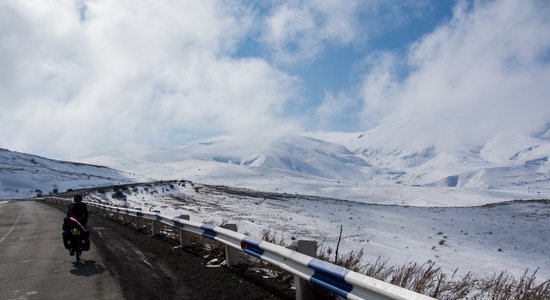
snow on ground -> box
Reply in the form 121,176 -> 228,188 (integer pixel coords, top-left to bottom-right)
173,175 -> 549,207
0,148 -> 142,199
86,181 -> 550,282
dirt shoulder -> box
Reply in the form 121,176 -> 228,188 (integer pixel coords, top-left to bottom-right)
88,214 -> 293,300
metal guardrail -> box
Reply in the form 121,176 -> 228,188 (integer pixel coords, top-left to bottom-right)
47,197 -> 435,300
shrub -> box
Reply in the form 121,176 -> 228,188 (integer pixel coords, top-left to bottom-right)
113,190 -> 126,200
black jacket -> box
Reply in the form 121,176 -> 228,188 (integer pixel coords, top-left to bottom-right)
67,202 -> 88,225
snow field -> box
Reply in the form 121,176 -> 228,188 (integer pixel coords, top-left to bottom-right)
87,182 -> 550,282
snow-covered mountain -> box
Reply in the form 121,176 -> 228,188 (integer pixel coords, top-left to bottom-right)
67,124 -> 550,206
68,135 -> 379,183
2,122 -> 549,204
0,148 -> 141,199
349,124 -> 550,190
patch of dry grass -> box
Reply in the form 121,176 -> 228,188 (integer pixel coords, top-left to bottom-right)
315,242 -> 549,299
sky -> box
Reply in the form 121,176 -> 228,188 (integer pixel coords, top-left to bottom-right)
1,0 -> 549,159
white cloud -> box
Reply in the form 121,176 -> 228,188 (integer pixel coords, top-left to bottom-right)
262,0 -> 360,64
359,52 -> 403,128
360,0 -> 550,148
0,0 -> 299,158
260,0 -> 432,65
315,90 -> 358,129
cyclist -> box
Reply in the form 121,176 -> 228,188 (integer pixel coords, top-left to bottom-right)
67,194 -> 88,227
63,194 -> 90,256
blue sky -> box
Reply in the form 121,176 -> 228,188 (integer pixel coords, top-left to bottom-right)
1,0 -> 549,158
270,1 -> 455,131
227,1 -> 455,129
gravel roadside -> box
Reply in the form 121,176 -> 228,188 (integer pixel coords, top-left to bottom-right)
88,214 -> 293,300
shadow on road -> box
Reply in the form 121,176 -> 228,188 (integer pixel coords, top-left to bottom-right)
70,260 -> 106,277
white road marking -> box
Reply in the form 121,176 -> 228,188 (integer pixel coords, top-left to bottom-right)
0,211 -> 22,243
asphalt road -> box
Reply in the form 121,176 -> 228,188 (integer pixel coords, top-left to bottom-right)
0,200 -> 122,300
0,200 -> 290,300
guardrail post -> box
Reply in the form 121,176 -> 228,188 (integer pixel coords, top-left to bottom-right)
121,213 -> 129,224
222,224 -> 241,267
152,219 -> 162,236
135,216 -> 142,230
179,215 -> 191,247
294,240 -> 318,300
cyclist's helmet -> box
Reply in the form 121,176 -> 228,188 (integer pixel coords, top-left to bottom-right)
74,194 -> 83,202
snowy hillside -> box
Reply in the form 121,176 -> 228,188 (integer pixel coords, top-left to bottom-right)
84,181 -> 550,281
70,125 -> 550,206
70,135 -> 377,183
1,122 -> 540,204
0,148 -> 142,199
345,123 -> 550,191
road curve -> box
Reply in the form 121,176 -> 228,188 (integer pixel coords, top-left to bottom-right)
0,200 -> 122,300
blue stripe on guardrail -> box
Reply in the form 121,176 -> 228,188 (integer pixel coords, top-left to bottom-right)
307,258 -> 353,299
137,212 -> 144,218
155,215 -> 162,221
172,219 -> 183,228
240,237 -> 264,258
201,224 -> 217,239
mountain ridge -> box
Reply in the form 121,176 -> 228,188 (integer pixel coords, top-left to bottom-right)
2,125 -> 549,204
0,148 -> 141,199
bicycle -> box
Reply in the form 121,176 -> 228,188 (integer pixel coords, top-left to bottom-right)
63,217 -> 90,266
69,227 -> 84,265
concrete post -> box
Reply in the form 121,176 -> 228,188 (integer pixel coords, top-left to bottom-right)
152,220 -> 162,236
178,215 -> 192,247
294,240 -> 318,300
222,224 -> 241,267
135,217 -> 142,230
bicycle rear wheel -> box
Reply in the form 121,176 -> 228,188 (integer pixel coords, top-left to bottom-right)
75,248 -> 81,265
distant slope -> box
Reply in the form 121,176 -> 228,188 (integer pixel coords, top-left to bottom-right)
307,123 -> 549,190
3,125 -> 548,204
349,126 -> 550,189
0,148 -> 142,199
69,135 -> 378,182
69,128 -> 550,205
